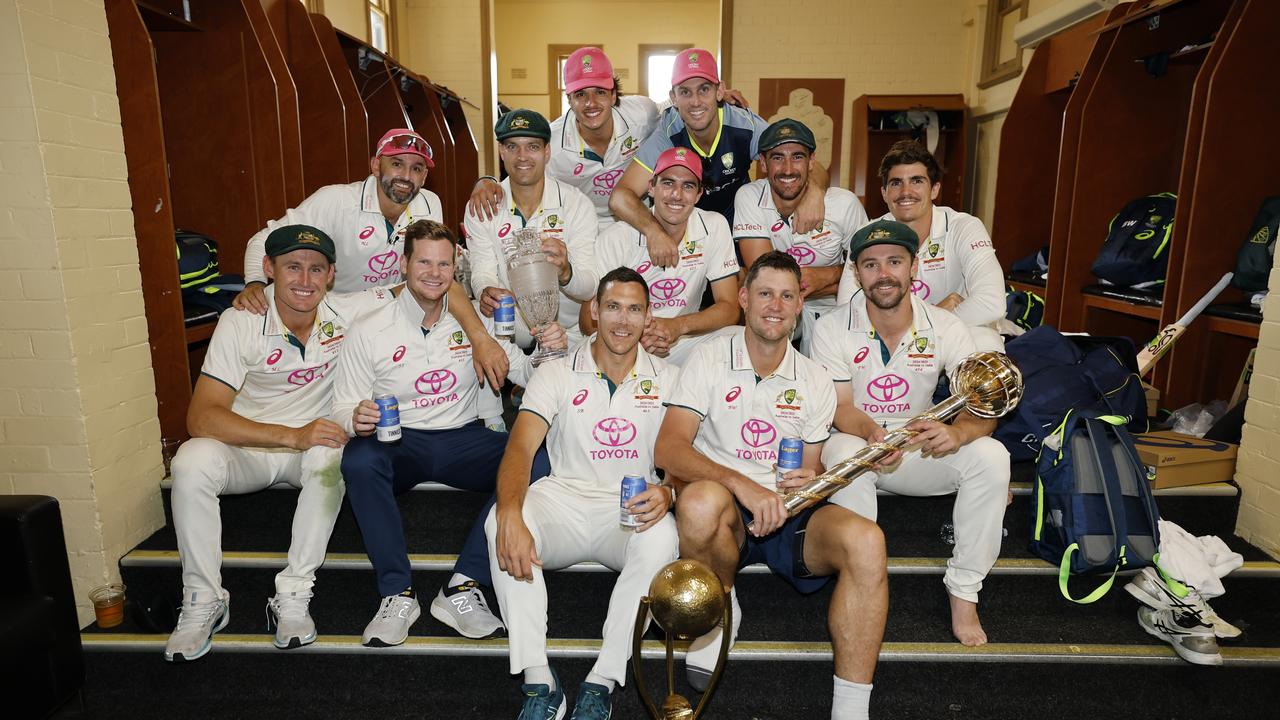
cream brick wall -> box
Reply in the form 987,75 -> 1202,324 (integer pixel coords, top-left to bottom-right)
2,0 -> 165,626
1237,264 -> 1280,559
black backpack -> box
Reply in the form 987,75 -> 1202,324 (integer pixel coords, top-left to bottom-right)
1091,193 -> 1176,289
1005,286 -> 1045,331
1233,196 -> 1280,293
176,230 -> 219,289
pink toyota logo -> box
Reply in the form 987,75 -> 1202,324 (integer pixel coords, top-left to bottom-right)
369,250 -> 398,274
740,418 -> 777,448
415,369 -> 458,395
867,373 -> 910,402
593,169 -> 623,190
572,389 -> 589,406
592,417 -> 637,447
771,220 -> 785,232
787,244 -> 816,266
910,279 -> 930,300
287,366 -> 325,386
854,346 -> 869,363
651,278 -> 686,300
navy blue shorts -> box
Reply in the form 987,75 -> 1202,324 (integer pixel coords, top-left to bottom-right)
738,500 -> 833,595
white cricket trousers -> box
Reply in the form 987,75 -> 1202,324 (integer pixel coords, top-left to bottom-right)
485,476 -> 679,684
170,439 -> 345,602
820,433 -> 1010,603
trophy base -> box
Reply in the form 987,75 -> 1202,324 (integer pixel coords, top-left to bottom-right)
530,343 -> 567,367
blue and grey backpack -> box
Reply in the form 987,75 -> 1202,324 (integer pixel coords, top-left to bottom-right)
1029,412 -> 1162,603
1091,192 -> 1176,289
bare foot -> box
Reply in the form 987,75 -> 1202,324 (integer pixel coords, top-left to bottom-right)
950,594 -> 988,647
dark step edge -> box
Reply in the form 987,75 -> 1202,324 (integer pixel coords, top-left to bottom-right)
79,634 -> 1280,666
121,550 -> 1280,578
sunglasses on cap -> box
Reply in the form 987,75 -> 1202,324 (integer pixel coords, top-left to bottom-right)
377,133 -> 434,160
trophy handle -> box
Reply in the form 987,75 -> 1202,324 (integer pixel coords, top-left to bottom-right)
631,597 -> 662,718
691,591 -> 732,719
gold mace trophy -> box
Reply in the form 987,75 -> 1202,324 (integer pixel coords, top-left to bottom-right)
750,351 -> 1024,532
631,559 -> 731,719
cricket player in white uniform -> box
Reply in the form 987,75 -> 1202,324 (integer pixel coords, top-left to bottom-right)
489,267 -> 679,720
465,109 -> 599,349
332,220 -> 566,646
734,119 -> 868,354
232,128 -> 512,425
655,251 -> 887,720
469,47 -> 658,230
165,225 -> 394,662
814,219 -> 1010,647
836,140 -> 1004,352
582,147 -> 740,367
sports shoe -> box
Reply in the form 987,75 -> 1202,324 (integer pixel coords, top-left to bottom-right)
1125,567 -> 1242,639
430,580 -> 505,639
266,591 -> 316,649
569,681 -> 612,719
362,594 -> 420,647
1137,606 -> 1223,666
518,669 -> 566,720
164,593 -> 230,662
684,586 -> 741,692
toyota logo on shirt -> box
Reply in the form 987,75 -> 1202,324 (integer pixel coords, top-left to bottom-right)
368,250 -> 398,274
740,418 -> 777,448
910,279 -> 930,300
866,373 -> 910,402
787,244 -> 817,266
592,417 -> 637,447
287,366 -> 326,386
593,169 -> 623,190
415,369 -> 458,395
650,278 -> 686,300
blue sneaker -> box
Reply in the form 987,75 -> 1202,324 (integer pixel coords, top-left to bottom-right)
570,681 -> 613,719
518,670 -> 566,720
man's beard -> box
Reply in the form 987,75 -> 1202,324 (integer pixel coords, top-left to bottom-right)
381,176 -> 416,204
867,280 -> 908,310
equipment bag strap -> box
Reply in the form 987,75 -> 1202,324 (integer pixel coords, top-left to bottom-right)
1056,415 -> 1129,604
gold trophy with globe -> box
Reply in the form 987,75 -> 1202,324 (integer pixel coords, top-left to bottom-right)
506,227 -> 566,366
631,559 -> 731,719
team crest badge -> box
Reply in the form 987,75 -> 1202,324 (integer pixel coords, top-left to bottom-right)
640,379 -> 653,395
452,330 -> 464,345
1252,226 -> 1271,244
511,116 -> 530,129
784,388 -> 797,404
928,243 -> 940,258
298,231 -> 321,245
623,137 -> 634,151
582,54 -> 593,71
915,337 -> 928,353
547,215 -> 560,228
869,228 -> 891,241
721,153 -> 734,169
320,321 -> 334,337
688,52 -> 700,63
683,238 -> 698,255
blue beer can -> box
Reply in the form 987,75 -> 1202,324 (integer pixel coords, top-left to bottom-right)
495,294 -> 516,337
619,474 -> 648,530
776,436 -> 803,489
375,394 -> 401,443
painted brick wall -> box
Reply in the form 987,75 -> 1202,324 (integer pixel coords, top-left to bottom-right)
1236,265 -> 1280,559
2,0 -> 165,625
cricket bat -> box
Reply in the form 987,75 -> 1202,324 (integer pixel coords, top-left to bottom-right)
1135,272 -> 1233,375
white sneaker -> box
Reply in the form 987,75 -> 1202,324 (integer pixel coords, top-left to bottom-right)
1137,606 -> 1223,666
1125,567 -> 1241,639
362,594 -> 421,647
430,581 -> 505,639
164,593 -> 230,662
266,591 -> 316,649
685,586 -> 740,691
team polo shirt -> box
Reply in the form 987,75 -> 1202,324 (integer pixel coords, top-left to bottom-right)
244,176 -> 443,293
463,177 -> 599,334
595,207 -> 739,316
809,293 -> 976,429
548,95 -> 659,227
331,290 -> 534,435
664,329 -> 836,488
520,344 -> 677,499
200,284 -> 393,428
633,104 -> 768,224
732,180 -> 869,316
836,205 -> 1004,328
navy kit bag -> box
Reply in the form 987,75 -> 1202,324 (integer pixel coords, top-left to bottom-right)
1091,192 -> 1177,289
1030,412 -> 1162,603
996,326 -> 1148,462
1232,195 -> 1280,293
1004,286 -> 1045,331
176,229 -> 220,289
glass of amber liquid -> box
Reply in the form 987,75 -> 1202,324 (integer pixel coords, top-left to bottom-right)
89,583 -> 126,628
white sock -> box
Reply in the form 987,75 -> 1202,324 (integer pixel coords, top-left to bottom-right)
524,665 -> 555,690
448,573 -> 473,587
584,671 -> 616,692
832,675 -> 872,720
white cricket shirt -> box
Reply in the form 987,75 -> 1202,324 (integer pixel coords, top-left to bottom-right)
548,95 -> 659,227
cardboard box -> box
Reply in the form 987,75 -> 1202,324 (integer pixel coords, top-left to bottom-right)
1133,430 -> 1238,489
1142,382 -> 1159,418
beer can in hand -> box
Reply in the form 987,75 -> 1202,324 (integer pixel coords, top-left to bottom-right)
495,294 -> 516,337
619,474 -> 648,530
776,436 -> 803,490
375,394 -> 401,443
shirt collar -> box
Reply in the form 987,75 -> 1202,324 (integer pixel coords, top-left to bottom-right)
728,326 -> 797,380
561,105 -> 633,153
505,177 -> 564,218
847,291 -> 934,338
361,174 -> 434,222
396,284 -> 450,334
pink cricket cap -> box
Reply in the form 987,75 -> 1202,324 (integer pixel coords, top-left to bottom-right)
671,48 -> 719,88
374,128 -> 435,168
652,147 -> 703,183
564,47 -> 615,93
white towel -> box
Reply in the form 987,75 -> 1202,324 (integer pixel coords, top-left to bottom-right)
1156,519 -> 1244,598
